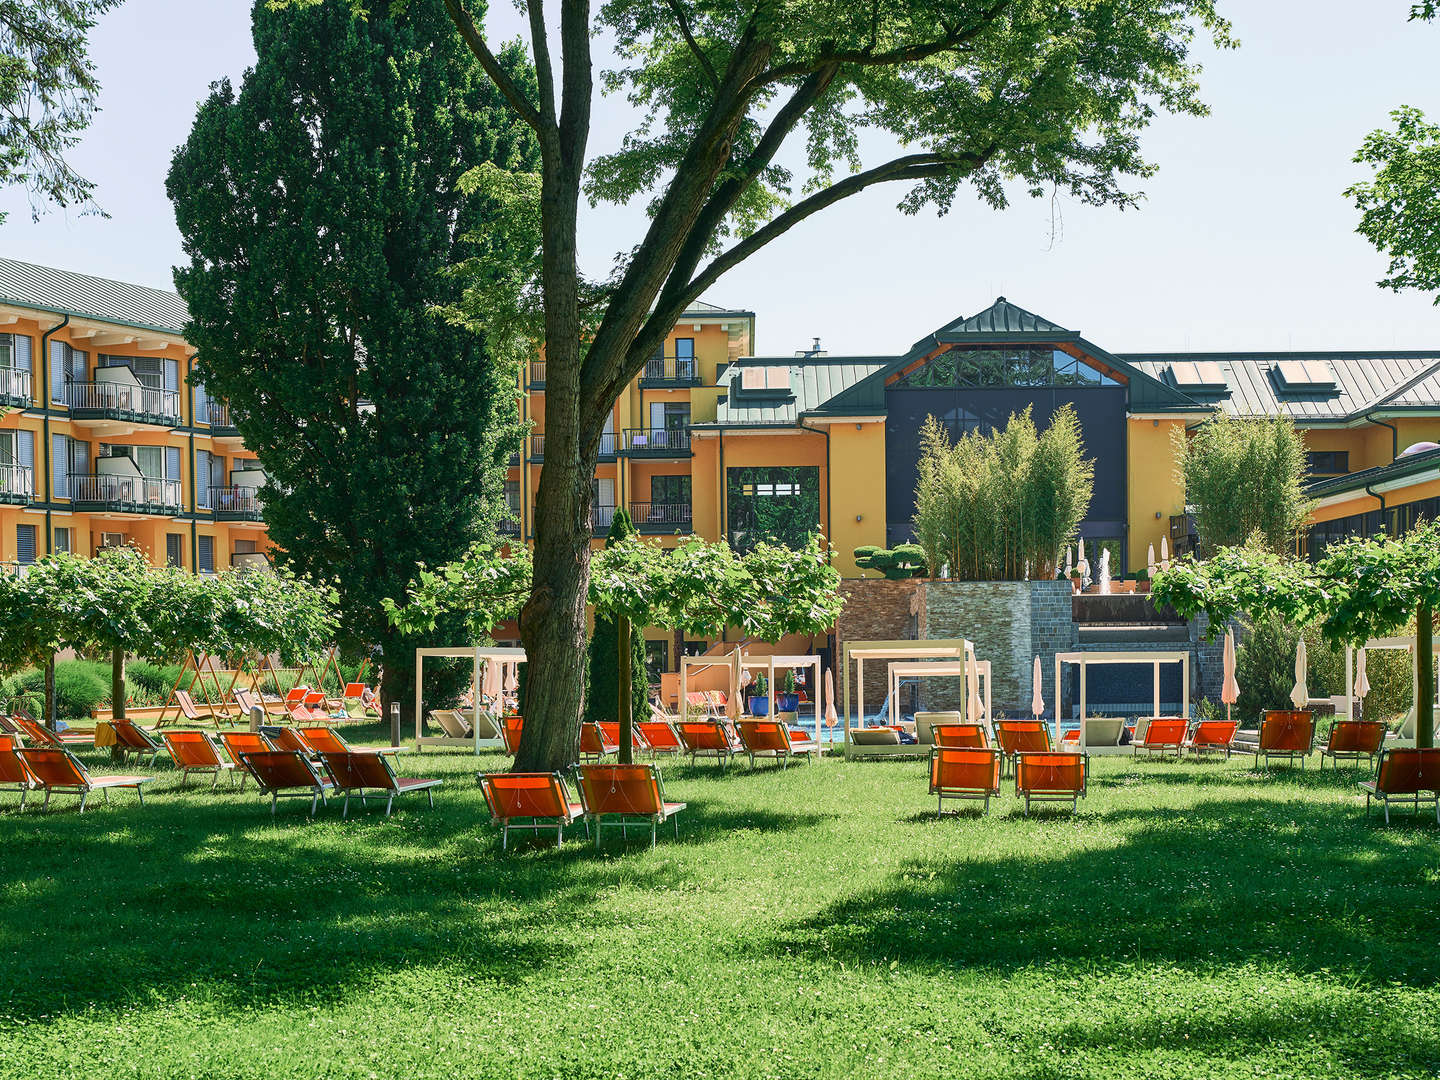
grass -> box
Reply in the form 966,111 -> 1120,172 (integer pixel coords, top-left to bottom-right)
2,730 -> 1439,1079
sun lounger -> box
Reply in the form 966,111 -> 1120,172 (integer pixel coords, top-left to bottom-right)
1015,751 -> 1088,815
0,739 -> 37,810
575,763 -> 685,849
12,713 -> 89,748
298,725 -> 401,757
1255,710 -> 1315,769
269,727 -> 321,757
500,715 -> 524,755
736,719 -> 817,768
238,750 -> 334,816
108,719 -> 165,766
994,720 -> 1051,775
1359,747 -> 1440,823
1131,717 -> 1187,758
1184,719 -> 1239,758
675,719 -> 741,768
580,721 -> 620,762
161,730 -> 237,788
637,715 -> 684,757
319,751 -> 440,818
429,709 -> 473,740
234,688 -> 286,720
15,747 -> 152,812
478,772 -> 586,849
929,746 -> 1002,815
219,731 -> 275,791
173,688 -> 229,726
914,711 -> 962,745
343,682 -> 381,717
931,722 -> 989,748
1062,717 -> 1126,747
1320,720 -> 1386,770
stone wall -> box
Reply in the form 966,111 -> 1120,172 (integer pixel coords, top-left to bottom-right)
835,579 -> 922,710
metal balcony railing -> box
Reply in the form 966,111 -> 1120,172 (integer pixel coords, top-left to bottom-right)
206,401 -> 238,432
210,486 -> 264,521
0,561 -> 32,578
629,502 -> 692,532
67,381 -> 181,423
0,366 -> 31,405
641,355 -> 700,385
591,504 -> 617,535
622,426 -> 692,456
528,361 -> 547,387
69,473 -> 183,512
497,516 -> 521,536
530,432 -> 619,460
0,464 -> 34,503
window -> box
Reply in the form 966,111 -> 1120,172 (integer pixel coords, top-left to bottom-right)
0,333 -> 33,396
52,527 -> 71,554
1273,360 -> 1337,391
197,535 -> 215,573
52,435 -> 89,498
1166,360 -> 1227,391
49,342 -> 86,403
0,430 -> 35,497
892,346 -> 1120,389
196,449 -> 212,508
234,539 -> 257,555
165,533 -> 184,568
504,479 -> 520,514
727,466 -> 821,551
651,475 -> 691,505
674,338 -> 695,379
16,524 -> 36,565
644,639 -> 670,678
1305,451 -> 1349,477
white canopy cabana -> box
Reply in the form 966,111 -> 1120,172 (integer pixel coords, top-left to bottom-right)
1342,636 -> 1440,743
841,639 -> 974,744
412,646 -> 525,753
1053,650 -> 1190,752
738,652 -> 823,722
885,660 -> 992,733
679,651 -> 741,718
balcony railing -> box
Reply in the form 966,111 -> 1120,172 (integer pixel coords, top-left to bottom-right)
67,381 -> 181,424
498,516 -> 521,536
530,432 -> 619,461
0,463 -> 34,504
206,401 -> 239,433
622,426 -> 692,456
528,361 -> 547,388
641,355 -> 700,386
629,502 -> 692,533
0,366 -> 31,406
210,485 -> 264,521
69,473 -> 183,514
591,504 -> 617,535
0,561 -> 32,578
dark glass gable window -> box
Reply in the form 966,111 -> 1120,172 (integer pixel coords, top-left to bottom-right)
1305,451 -> 1349,477
893,346 -> 1120,389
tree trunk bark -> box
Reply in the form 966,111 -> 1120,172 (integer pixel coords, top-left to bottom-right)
617,611 -> 633,764
43,655 -> 56,731
112,647 -> 126,723
1418,599 -> 1433,750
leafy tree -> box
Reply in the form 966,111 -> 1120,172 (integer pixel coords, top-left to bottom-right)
585,509 -> 648,757
913,405 -> 1093,580
168,0 -> 538,727
1173,413 -> 1312,557
294,0 -> 1233,769
0,0 -> 120,222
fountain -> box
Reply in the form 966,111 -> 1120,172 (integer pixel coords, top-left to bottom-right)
1098,547 -> 1112,594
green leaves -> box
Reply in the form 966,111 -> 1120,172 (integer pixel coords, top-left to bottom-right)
1349,105 -> 1440,303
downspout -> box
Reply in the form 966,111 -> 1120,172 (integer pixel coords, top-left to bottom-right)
1364,412 -> 1400,463
39,315 -> 69,555
1364,481 -> 1388,536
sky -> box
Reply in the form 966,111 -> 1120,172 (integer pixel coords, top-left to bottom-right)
2,2 -> 1438,357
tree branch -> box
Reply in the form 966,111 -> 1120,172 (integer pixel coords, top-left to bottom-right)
526,0 -> 560,131
442,0 -> 547,133
665,0 -> 720,92
558,0 -> 594,177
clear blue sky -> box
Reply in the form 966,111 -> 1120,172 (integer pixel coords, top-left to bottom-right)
2,1 -> 1437,356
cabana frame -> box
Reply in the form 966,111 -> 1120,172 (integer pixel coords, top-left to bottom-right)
886,660 -> 992,732
1053,650 -> 1190,753
841,640 -> 975,756
413,647 -> 525,754
1342,637 -> 1440,745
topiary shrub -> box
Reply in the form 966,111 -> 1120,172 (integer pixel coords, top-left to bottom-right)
854,544 -> 929,579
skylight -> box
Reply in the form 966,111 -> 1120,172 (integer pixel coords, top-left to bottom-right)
1166,360 -> 1228,391
738,365 -> 790,393
1273,360 -> 1337,391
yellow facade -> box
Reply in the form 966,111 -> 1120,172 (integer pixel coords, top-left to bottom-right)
1125,417 -> 1188,570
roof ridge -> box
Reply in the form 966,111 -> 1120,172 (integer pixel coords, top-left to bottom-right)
1349,357 -> 1440,415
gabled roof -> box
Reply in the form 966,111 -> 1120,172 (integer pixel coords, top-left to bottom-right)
0,257 -> 189,335
707,356 -> 891,427
680,300 -> 755,318
1123,351 -> 1440,422
921,296 -> 1078,344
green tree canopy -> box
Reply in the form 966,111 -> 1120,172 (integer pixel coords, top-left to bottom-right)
168,0 -> 539,724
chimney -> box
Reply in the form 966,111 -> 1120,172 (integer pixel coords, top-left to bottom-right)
795,336 -> 827,358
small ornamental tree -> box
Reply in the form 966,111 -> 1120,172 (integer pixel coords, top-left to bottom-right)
585,509 -> 649,755
853,544 -> 928,580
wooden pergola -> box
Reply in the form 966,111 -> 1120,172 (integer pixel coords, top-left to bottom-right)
412,646 -> 525,753
1053,649 -> 1190,751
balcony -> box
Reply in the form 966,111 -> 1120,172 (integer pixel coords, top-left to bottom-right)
528,361 -> 547,388
622,426 -> 692,457
529,432 -> 619,461
629,502 -> 692,534
0,367 -> 31,408
591,504 -> 617,535
0,464 -> 34,505
497,516 -> 521,537
67,381 -> 181,426
0,561 -> 33,578
206,401 -> 239,435
640,355 -> 700,387
209,485 -> 264,522
69,473 -> 183,515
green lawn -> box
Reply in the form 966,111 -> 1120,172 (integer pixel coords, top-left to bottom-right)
2,732 -> 1439,1079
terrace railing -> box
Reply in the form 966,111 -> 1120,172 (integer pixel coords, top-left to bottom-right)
641,355 -> 700,386
528,361 -> 547,388
0,463 -> 34,503
591,504 -> 617,535
628,502 -> 692,532
622,426 -> 692,456
0,366 -> 31,406
210,486 -> 264,521
531,431 -> 619,460
69,473 -> 183,513
206,400 -> 239,433
67,381 -> 181,424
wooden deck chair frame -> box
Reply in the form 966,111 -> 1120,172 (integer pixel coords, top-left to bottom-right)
238,750 -> 334,816
478,771 -> 587,849
1360,748 -> 1440,823
1014,751 -> 1088,816
575,763 -> 686,850
929,746 -> 1003,815
14,746 -> 152,812
320,752 -> 440,818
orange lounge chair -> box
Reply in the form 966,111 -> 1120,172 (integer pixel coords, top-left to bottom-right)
173,688 -> 229,726
269,726 -> 321,758
15,747 -> 152,812
161,731 -> 237,788
580,722 -> 620,763
342,682 -> 379,716
994,720 -> 1051,775
500,715 -> 524,755
929,746 -> 1002,815
637,716 -> 684,757
1255,710 -> 1316,769
675,719 -> 741,768
219,731 -> 275,792
298,725 -> 401,757
931,722 -> 989,749
478,772 -> 586,849
736,719 -> 817,768
1359,748 -> 1440,823
238,749 -> 334,816
1015,751 -> 1088,815
1320,720 -> 1387,770
0,740 -> 38,810
1183,719 -> 1239,759
320,751 -> 440,818
597,721 -> 653,756
12,713 -> 90,748
109,719 -> 165,766
576,763 -> 685,849
1131,717 -> 1188,758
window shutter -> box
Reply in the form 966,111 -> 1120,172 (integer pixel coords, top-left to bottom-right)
17,431 -> 33,495
198,535 -> 215,573
52,434 -> 68,498
166,533 -> 184,568
14,334 -> 31,375
196,450 -> 210,508
69,348 -> 86,383
210,454 -> 224,489
166,446 -> 182,482
71,438 -> 89,477
16,524 -> 37,564
164,358 -> 179,393
193,380 -> 209,422
50,342 -> 66,403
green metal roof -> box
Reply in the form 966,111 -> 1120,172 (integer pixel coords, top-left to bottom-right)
1305,444 -> 1440,499
0,257 -> 189,335
681,300 -> 755,318
707,356 -> 891,427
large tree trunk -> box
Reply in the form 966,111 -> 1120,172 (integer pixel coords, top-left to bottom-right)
112,648 -> 126,723
43,655 -> 56,731
1419,599 -> 1434,750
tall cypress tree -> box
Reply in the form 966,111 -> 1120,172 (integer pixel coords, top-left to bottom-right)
168,0 -> 537,724
585,509 -> 648,739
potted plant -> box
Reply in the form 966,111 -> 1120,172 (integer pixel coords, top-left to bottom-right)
1070,568 -> 1084,594
776,669 -> 800,714
1134,568 -> 1151,593
748,673 -> 770,716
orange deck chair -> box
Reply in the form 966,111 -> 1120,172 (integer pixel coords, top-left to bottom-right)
994,720 -> 1051,775
0,739 -> 38,810
683,691 -> 715,719
15,747 -> 153,812
580,722 -> 620,763
1183,718 -> 1239,759
675,718 -> 741,768
1359,747 -> 1440,823
1255,710 -> 1316,769
238,749 -> 334,816
736,718 -> 817,768
576,763 -> 686,849
598,721 -> 654,756
929,746 -> 1003,815
109,719 -> 165,766
1320,720 -> 1387,770
299,725 -> 401,757
1015,751 -> 1088,815
320,751 -> 440,818
12,713 -> 89,748
931,722 -> 990,749
219,731 -> 276,792
1131,717 -> 1188,758
500,715 -> 524,755
342,682 -> 376,717
478,772 -> 586,849
636,715 -> 684,757
269,726 -> 321,758
161,731 -> 237,788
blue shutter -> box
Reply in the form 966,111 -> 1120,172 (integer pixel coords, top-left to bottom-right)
52,434 -> 68,498
50,342 -> 65,403
16,524 -> 37,564
198,535 -> 215,573
17,430 -> 33,496
196,450 -> 210,508
193,381 -> 209,423
164,358 -> 179,393
14,334 -> 31,375
166,445 -> 181,482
